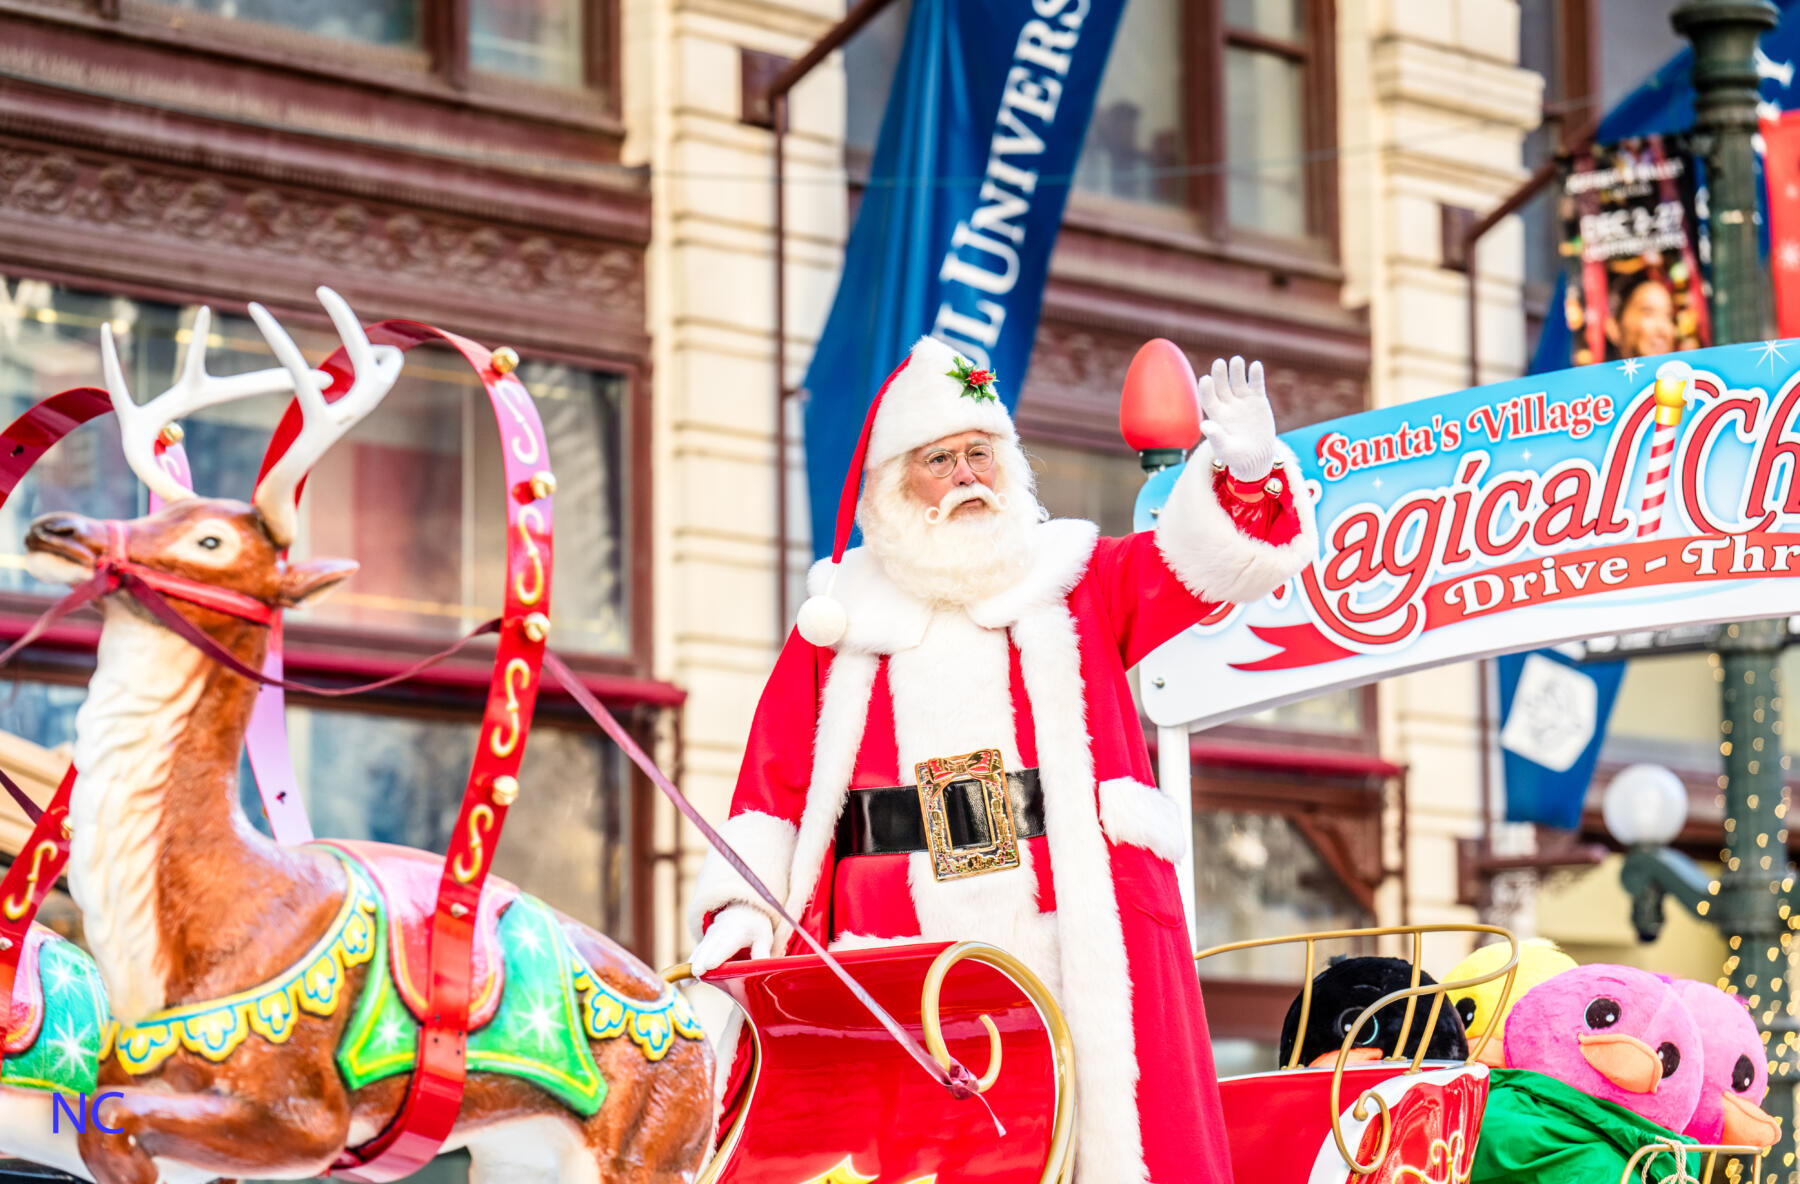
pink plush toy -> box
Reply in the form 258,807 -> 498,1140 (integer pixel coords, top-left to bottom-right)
1504,963 -> 1702,1134
1668,979 -> 1779,1148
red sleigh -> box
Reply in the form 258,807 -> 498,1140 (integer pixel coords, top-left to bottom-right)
676,923 -> 1525,1184
0,301 -> 1751,1184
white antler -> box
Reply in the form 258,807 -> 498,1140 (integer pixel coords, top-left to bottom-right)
103,305 -> 306,506
251,286 -> 403,547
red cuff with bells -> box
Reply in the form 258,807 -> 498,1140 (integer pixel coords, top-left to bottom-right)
1214,462 -> 1303,547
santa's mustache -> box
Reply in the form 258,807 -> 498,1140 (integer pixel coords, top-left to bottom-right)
924,482 -> 1004,525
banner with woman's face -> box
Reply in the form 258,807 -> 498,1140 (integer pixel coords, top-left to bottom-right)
1559,135 -> 1711,368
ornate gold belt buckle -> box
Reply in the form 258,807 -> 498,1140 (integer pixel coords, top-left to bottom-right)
914,748 -> 1021,882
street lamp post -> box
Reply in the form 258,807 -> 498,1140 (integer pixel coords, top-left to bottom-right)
1717,619 -> 1799,1184
1670,3 -> 1789,1180
1674,0 -> 1777,346
1608,760 -> 1798,1181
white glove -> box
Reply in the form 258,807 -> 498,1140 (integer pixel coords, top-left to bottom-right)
1199,356 -> 1278,482
690,904 -> 775,977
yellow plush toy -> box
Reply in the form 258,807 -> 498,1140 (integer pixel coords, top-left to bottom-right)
1444,938 -> 1577,1066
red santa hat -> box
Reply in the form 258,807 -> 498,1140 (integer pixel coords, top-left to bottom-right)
795,335 -> 1017,647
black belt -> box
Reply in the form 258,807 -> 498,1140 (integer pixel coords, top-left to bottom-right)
836,768 -> 1045,858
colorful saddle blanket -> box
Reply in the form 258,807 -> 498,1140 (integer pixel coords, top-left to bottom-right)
93,844 -> 703,1116
333,848 -> 705,1116
0,925 -> 107,1094
319,839 -> 517,1030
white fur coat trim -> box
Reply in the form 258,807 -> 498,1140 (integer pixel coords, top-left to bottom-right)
780,649 -> 880,938
804,549 -> 931,655
1154,439 -> 1317,606
1011,605 -> 1148,1184
967,519 -> 1099,631
777,593 -> 1150,1183
806,518 -> 1100,655
888,611 -> 1063,1001
686,811 -> 798,936
1098,778 -> 1190,864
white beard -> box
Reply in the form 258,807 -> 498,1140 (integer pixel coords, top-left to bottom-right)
857,442 -> 1042,608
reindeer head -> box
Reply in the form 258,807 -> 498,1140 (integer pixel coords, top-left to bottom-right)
23,288 -> 400,635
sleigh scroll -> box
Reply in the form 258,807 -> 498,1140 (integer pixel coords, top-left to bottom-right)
1619,1141 -> 1767,1184
673,940 -> 1073,1184
1199,923 -> 1522,1184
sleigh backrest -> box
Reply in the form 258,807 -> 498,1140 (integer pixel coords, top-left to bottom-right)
1198,923 -> 1520,1181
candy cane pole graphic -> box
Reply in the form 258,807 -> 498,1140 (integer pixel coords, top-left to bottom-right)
1638,360 -> 1691,538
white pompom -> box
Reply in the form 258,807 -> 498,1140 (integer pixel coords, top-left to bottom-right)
795,594 -> 847,647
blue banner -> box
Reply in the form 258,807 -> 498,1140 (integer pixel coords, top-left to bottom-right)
1497,649 -> 1626,829
801,0 -> 1126,557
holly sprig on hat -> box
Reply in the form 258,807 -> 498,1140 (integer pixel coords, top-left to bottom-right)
947,355 -> 998,402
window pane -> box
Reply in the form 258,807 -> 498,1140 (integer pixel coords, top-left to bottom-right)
1023,439 -> 1140,538
0,276 -> 630,654
1226,0 -> 1302,40
1518,0 -> 1562,104
165,0 -> 420,47
1239,689 -> 1365,734
1518,1 -> 1564,301
1192,810 -> 1373,980
278,705 -> 632,936
843,0 -> 914,165
1074,0 -> 1187,208
471,0 -> 585,87
1211,1036 -> 1278,1078
1599,0 -> 1684,114
1602,652 -> 1720,769
1226,47 -> 1309,237
0,681 -> 633,942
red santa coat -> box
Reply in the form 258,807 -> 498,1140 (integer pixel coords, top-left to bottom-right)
692,441 -> 1316,1184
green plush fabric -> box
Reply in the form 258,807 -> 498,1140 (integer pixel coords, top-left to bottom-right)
337,884 -> 607,1116
0,936 -> 108,1095
1472,1069 -> 1698,1184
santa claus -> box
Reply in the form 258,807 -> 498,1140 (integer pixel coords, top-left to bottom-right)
689,335 -> 1316,1183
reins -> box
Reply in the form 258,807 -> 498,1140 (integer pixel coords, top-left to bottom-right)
0,563 -> 984,1101
0,312 -> 988,1181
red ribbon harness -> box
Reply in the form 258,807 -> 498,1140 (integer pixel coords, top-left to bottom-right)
0,322 -> 978,1181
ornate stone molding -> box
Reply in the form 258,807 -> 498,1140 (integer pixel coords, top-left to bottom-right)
1023,320 -> 1369,434
0,138 -> 645,344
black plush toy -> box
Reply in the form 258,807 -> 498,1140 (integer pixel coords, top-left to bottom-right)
1277,956 -> 1470,1069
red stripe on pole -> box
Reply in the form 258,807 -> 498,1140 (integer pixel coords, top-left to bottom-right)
1765,111 -> 1800,338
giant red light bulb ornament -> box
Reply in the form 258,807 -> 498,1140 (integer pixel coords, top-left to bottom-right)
1119,337 -> 1201,471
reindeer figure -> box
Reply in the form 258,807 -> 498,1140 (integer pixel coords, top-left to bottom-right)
20,290 -> 713,1184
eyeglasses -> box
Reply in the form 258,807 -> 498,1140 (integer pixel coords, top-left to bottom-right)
918,444 -> 995,479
